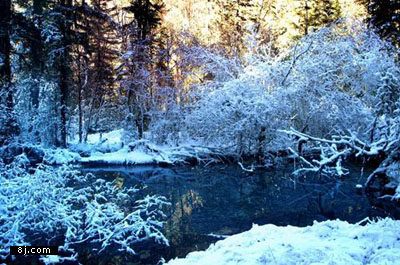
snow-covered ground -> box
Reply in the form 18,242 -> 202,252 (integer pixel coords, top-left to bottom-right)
47,129 -> 220,166
69,129 -> 124,154
167,218 -> 400,265
78,143 -> 221,166
79,147 -> 170,165
44,130 -> 172,165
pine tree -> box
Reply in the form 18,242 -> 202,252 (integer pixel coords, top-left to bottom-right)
216,0 -> 258,57
313,0 -> 341,26
26,0 -> 48,142
295,0 -> 313,36
0,0 -> 12,101
7,0 -> 56,145
71,2 -> 91,143
57,0 -> 74,147
368,0 -> 400,47
294,0 -> 341,38
0,0 -> 19,144
11,0 -> 76,146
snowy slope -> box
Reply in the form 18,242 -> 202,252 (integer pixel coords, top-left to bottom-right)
166,218 -> 400,265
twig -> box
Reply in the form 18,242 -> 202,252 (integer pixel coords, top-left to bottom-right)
281,39 -> 314,86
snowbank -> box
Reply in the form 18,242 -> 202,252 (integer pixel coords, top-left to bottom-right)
70,130 -> 223,166
29,128 -> 222,166
167,218 -> 400,265
70,130 -> 171,165
80,147 -> 169,165
79,144 -> 221,166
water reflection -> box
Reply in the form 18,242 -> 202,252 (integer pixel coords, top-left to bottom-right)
80,164 -> 393,264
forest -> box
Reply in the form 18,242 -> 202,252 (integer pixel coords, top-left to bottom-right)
1,0 -> 400,264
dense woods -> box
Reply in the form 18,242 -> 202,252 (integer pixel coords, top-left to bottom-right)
0,0 -> 397,148
0,0 -> 399,197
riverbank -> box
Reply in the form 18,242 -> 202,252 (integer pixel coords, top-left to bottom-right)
1,128 -> 399,201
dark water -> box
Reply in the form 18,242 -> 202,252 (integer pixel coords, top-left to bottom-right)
77,163 -> 394,265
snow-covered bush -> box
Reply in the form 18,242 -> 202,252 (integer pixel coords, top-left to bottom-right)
43,148 -> 81,164
283,94 -> 400,197
277,22 -> 400,195
154,20 -> 398,157
0,155 -> 170,262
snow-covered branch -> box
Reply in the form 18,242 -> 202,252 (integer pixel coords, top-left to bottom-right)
0,155 -> 170,261
282,118 -> 400,199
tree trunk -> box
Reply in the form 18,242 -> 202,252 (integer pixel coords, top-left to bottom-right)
304,0 -> 309,35
57,0 -> 73,147
257,126 -> 266,163
78,73 -> 83,143
59,60 -> 68,147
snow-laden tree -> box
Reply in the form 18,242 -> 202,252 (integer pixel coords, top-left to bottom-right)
278,24 -> 400,197
148,37 -> 244,146
117,0 -> 165,142
367,0 -> 400,47
0,154 -> 170,262
159,20 -> 397,160
14,76 -> 61,146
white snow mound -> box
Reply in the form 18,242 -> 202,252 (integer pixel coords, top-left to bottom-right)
167,218 -> 400,265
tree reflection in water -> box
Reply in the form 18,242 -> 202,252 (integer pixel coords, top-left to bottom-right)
81,163 -> 394,264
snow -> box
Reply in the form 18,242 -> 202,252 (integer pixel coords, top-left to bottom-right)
0,155 -> 170,260
70,130 -> 170,165
70,129 -> 123,146
79,144 -> 219,166
69,129 -> 124,154
40,254 -> 78,265
43,148 -> 81,165
396,186 -> 400,200
22,128 -> 220,167
70,129 -> 221,166
80,148 -> 166,165
166,218 -> 400,265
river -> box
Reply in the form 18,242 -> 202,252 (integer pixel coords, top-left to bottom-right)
77,163 -> 394,264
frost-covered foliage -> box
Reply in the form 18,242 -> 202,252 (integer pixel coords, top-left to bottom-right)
152,21 -> 398,156
283,98 -> 400,197
43,148 -> 81,164
279,26 -> 400,195
167,218 -> 400,265
0,155 -> 169,261
177,43 -> 244,83
14,75 -> 62,146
